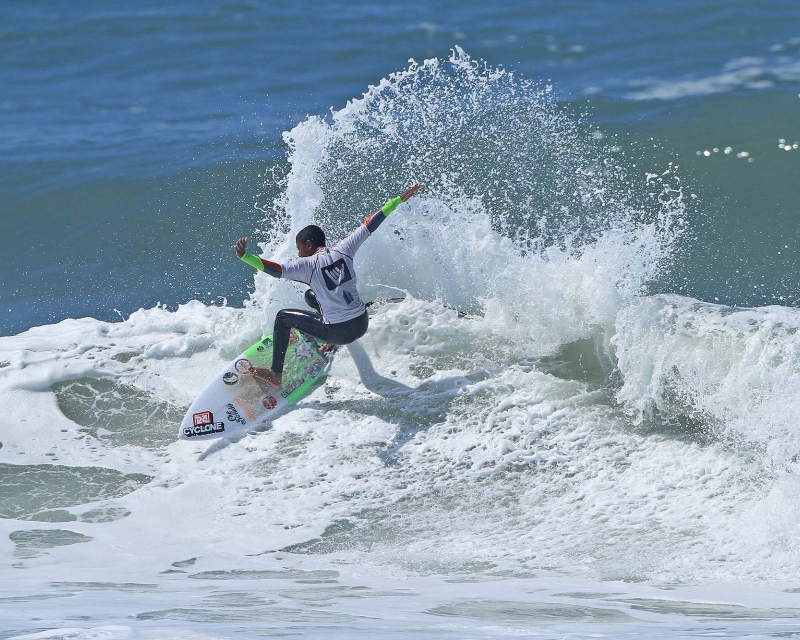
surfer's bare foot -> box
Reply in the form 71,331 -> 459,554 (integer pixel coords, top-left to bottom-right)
246,366 -> 282,388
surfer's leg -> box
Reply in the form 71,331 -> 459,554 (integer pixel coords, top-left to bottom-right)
270,309 -> 369,382
289,310 -> 369,346
322,310 -> 369,346
272,309 -> 327,373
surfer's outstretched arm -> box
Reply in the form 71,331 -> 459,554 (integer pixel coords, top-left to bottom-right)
235,237 -> 282,278
363,183 -> 422,233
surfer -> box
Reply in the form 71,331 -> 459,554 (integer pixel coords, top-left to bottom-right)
235,183 -> 422,388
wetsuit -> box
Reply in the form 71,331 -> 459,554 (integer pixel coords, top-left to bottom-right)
239,196 -> 403,375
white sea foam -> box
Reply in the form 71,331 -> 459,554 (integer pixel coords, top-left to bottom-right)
614,294 -> 800,462
5,297 -> 800,636
4,50 -> 800,637
623,54 -> 800,101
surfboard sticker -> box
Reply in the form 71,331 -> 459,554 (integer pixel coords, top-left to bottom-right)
179,329 -> 333,441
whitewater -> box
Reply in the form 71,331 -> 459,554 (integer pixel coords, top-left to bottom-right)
4,50 -> 800,639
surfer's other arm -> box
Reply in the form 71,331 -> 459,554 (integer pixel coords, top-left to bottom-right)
363,183 -> 422,233
235,183 -> 421,275
235,237 -> 282,278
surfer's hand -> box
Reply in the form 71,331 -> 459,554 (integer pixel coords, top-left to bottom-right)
235,237 -> 248,258
401,183 -> 422,202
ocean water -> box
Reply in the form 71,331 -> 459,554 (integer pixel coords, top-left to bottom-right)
3,1 -> 800,638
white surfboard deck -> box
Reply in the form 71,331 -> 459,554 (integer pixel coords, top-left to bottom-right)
179,329 -> 334,441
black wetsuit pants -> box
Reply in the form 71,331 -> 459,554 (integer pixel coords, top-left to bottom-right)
271,290 -> 369,373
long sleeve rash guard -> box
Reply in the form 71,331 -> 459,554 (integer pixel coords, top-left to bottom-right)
239,196 -> 401,324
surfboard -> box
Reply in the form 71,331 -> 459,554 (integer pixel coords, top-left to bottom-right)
179,329 -> 335,441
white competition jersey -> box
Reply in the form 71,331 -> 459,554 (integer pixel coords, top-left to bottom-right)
279,224 -> 370,324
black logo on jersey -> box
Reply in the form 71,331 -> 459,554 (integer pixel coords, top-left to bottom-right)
321,259 -> 352,291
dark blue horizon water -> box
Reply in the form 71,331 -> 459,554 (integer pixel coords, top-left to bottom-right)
2,0 -> 800,336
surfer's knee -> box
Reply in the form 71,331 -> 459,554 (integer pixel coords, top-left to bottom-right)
276,309 -> 295,329
304,289 -> 321,313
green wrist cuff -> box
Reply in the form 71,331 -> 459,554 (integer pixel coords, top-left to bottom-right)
381,196 -> 403,216
240,252 -> 264,271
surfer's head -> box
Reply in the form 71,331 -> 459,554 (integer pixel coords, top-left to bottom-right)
296,225 -> 326,257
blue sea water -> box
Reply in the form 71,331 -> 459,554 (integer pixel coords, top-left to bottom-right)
3,2 -> 800,638
3,0 -> 800,336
